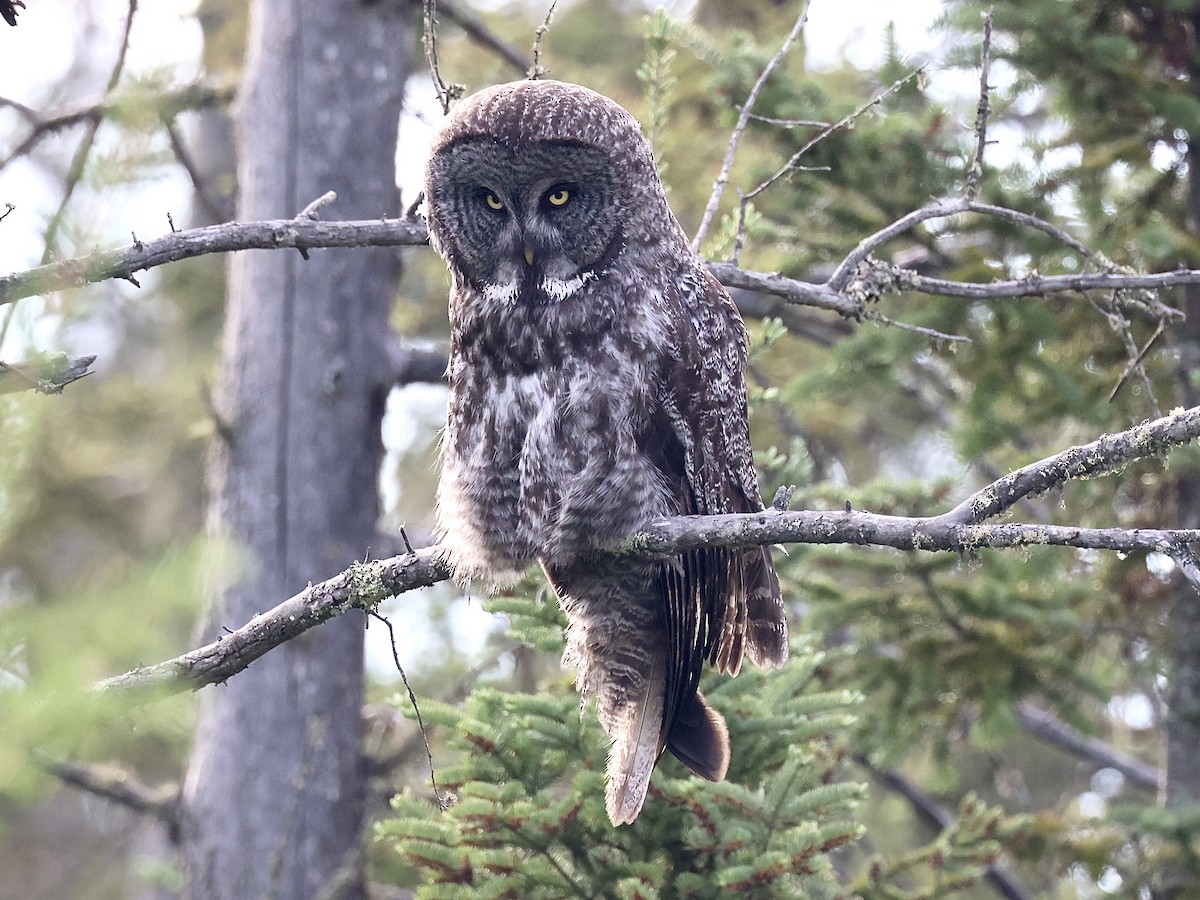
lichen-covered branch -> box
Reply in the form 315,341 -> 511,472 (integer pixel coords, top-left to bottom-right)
99,405 -> 1200,697
0,353 -> 96,394
932,405 -> 1200,526
98,548 -> 450,694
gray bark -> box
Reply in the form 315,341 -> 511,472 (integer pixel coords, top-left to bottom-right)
1153,80 -> 1200,897
180,1 -> 409,898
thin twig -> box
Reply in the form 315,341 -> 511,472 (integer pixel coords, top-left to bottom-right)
743,65 -> 925,208
863,310 -> 972,344
743,111 -> 830,129
691,0 -> 811,252
369,611 -> 447,810
0,94 -> 42,123
296,191 -> 337,220
414,0 -> 527,75
38,0 -> 138,263
964,11 -> 994,201
0,0 -> 140,350
423,0 -> 452,115
163,119 -> 229,224
528,0 -> 558,80
1107,316 -> 1165,410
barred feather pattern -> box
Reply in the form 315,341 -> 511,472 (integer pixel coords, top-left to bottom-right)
425,79 -> 789,826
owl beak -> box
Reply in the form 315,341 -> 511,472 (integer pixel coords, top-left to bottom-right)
523,244 -> 535,267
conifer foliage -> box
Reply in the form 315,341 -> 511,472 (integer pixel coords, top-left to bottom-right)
381,591 -> 862,898
379,593 -> 1022,897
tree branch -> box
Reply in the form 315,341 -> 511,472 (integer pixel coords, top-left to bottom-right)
0,82 -> 235,172
6,202 -> 1191,331
403,0 -> 528,76
691,0 -> 811,252
964,11 -> 993,201
43,757 -> 180,836
98,548 -> 451,694
98,405 -> 1200,697
0,353 -> 96,394
0,216 -> 430,306
930,405 -> 1200,526
1016,703 -> 1161,792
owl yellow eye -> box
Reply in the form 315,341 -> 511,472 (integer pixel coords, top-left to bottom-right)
484,192 -> 504,211
546,188 -> 570,207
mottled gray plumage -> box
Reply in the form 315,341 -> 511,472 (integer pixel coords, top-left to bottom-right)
424,79 -> 788,826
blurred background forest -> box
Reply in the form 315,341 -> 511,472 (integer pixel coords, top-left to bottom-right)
3,0 -> 1200,897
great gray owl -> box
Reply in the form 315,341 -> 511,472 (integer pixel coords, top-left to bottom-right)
424,79 -> 788,826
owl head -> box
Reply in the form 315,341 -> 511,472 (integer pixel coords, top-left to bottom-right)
423,80 -> 683,305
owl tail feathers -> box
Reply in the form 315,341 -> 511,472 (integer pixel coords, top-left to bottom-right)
603,659 -> 666,826
666,689 -> 730,782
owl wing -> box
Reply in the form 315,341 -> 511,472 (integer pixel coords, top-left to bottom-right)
646,268 -> 788,781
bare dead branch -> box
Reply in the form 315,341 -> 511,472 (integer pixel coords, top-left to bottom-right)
691,0 -> 811,252
964,11 -> 993,201
423,0 -> 454,115
707,262 -> 864,317
0,353 -> 96,394
528,1 -> 558,80
0,216 -> 429,306
827,199 -> 1106,294
902,269 -> 1187,316
98,548 -> 451,694
862,310 -> 971,344
416,0 -> 528,76
632,511 -> 1200,559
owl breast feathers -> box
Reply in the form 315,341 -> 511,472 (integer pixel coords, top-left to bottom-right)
424,79 -> 788,826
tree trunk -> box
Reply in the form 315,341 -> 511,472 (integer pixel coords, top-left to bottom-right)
180,1 -> 409,897
1153,129 -> 1200,900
